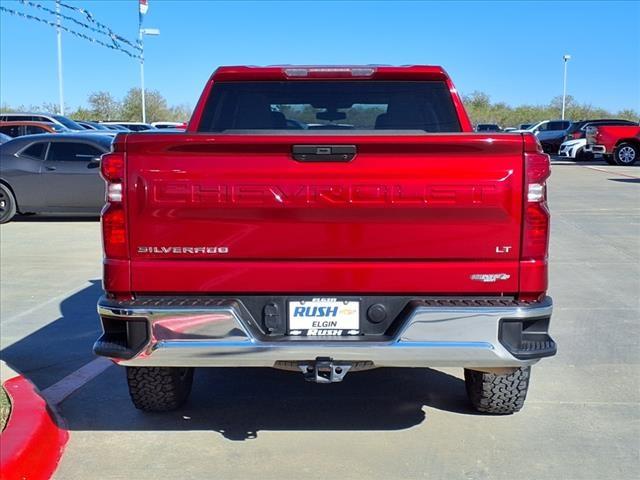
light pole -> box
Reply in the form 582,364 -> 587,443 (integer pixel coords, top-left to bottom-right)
138,27 -> 160,123
561,54 -> 571,120
55,0 -> 64,115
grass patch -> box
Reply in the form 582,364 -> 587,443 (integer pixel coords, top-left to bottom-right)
0,385 -> 11,431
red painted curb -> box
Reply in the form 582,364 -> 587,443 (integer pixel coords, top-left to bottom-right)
0,376 -> 68,480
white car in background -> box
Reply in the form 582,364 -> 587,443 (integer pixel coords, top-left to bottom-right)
517,120 -> 572,134
558,138 -> 591,160
0,112 -> 86,131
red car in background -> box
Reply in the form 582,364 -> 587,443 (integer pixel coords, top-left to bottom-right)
0,121 -> 68,138
586,124 -> 640,165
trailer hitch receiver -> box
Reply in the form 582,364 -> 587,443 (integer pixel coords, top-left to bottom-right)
298,357 -> 352,383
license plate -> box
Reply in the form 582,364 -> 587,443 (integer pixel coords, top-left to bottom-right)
288,299 -> 359,336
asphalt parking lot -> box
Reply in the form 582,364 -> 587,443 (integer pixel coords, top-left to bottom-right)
1,158 -> 639,480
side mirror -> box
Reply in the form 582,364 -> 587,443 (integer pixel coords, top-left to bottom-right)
81,156 -> 101,168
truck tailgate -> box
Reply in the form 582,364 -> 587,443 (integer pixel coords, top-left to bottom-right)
124,133 -> 524,293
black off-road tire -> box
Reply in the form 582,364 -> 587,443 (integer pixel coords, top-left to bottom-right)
0,183 -> 17,224
126,366 -> 194,412
613,142 -> 639,166
464,367 -> 530,414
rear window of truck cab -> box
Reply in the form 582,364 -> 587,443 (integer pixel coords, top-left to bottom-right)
197,81 -> 462,133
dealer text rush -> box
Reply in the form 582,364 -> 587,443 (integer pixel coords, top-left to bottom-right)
293,306 -> 339,317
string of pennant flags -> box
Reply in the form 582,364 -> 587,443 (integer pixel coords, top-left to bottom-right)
0,0 -> 143,59
21,0 -> 142,53
2,0 -> 153,118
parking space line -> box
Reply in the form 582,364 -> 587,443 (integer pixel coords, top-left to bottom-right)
41,357 -> 113,405
582,166 -> 640,179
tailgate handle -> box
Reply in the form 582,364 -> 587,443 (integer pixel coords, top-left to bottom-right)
292,145 -> 356,162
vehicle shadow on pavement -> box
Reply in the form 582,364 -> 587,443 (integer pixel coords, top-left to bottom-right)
0,280 -> 104,390
1,280 -> 480,441
608,178 -> 640,183
184,366 -> 476,440
60,365 -> 478,441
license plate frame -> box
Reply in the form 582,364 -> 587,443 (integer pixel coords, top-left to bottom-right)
288,298 -> 360,337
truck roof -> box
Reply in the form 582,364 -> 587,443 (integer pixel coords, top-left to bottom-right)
210,65 -> 450,81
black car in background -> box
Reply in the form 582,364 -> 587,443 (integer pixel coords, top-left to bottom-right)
475,123 -> 502,132
0,133 -> 113,223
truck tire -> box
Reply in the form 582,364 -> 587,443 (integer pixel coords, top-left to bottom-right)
126,366 -> 194,412
0,183 -> 17,224
464,367 -> 530,414
613,142 -> 639,166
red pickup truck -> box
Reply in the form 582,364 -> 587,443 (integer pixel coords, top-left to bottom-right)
585,124 -> 640,165
94,65 -> 556,414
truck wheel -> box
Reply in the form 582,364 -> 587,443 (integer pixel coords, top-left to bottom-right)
613,142 -> 639,166
464,367 -> 530,414
0,184 -> 17,224
126,366 -> 194,412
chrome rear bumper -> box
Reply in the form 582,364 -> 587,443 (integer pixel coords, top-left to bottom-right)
95,296 -> 555,368
585,144 -> 606,154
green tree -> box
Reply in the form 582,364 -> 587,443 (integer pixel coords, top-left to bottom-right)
617,109 -> 640,122
38,102 -> 64,115
167,104 -> 192,122
88,91 -> 120,121
0,103 -> 20,113
69,106 -> 94,121
119,88 -> 170,123
462,92 -> 638,127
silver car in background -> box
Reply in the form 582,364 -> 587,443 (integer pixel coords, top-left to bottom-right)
0,112 -> 86,131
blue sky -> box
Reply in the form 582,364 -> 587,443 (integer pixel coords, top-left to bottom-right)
1,0 -> 639,113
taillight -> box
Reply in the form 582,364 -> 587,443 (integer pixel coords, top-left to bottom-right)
101,152 -> 124,183
102,204 -> 128,258
522,201 -> 550,260
100,152 -> 127,259
522,135 -> 550,261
